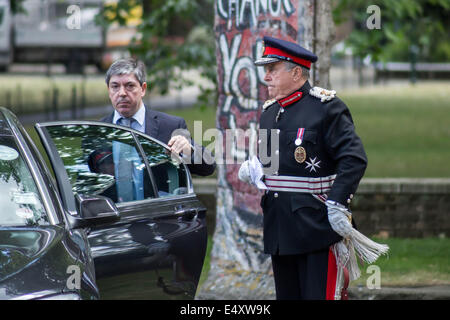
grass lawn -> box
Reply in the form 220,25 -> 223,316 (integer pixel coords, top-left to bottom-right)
351,237 -> 450,287
340,82 -> 450,178
165,105 -> 217,135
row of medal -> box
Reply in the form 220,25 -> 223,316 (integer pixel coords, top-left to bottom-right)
275,106 -> 307,165
294,128 -> 307,164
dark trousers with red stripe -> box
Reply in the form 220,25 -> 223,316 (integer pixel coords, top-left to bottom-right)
271,248 -> 337,300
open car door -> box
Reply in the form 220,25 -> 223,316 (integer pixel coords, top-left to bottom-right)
35,121 -> 208,299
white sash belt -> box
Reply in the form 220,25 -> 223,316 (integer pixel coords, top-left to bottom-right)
264,174 -> 336,194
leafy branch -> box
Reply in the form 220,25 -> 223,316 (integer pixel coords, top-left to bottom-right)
97,0 -> 217,109
332,0 -> 450,63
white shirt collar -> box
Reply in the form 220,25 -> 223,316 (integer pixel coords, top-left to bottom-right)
113,102 -> 145,127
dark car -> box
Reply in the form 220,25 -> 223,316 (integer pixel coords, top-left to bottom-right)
0,107 -> 208,300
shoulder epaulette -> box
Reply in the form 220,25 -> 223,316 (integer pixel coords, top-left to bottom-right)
262,99 -> 277,111
309,86 -> 336,102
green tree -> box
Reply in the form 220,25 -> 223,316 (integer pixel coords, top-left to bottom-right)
97,0 -> 216,108
333,0 -> 450,63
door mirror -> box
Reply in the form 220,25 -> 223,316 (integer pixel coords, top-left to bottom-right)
67,194 -> 120,229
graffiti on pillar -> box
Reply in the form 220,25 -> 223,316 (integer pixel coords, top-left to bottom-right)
216,0 -> 296,29
216,0 -> 300,162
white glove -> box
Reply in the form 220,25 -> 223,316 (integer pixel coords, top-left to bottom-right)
326,200 -> 353,238
238,160 -> 252,184
238,156 -> 267,189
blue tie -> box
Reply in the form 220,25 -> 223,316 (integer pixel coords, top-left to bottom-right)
115,117 -> 144,202
119,117 -> 132,128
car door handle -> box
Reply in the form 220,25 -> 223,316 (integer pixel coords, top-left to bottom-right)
174,207 -> 197,219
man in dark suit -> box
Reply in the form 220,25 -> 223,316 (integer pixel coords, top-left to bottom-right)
101,58 -> 215,177
240,36 -> 368,300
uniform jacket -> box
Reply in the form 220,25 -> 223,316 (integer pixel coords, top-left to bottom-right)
101,106 -> 216,176
259,81 -> 367,255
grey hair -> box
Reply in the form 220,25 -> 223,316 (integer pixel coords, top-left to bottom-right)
283,61 -> 310,80
105,58 -> 147,86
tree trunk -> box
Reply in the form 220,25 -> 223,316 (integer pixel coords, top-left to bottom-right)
313,0 -> 335,88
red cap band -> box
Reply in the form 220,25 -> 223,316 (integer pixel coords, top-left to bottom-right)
263,46 -> 312,69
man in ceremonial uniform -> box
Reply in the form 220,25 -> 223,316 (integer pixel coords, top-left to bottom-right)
240,36 -> 368,300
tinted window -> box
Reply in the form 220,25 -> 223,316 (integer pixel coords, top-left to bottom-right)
0,137 -> 49,226
46,125 -> 156,204
137,136 -> 189,197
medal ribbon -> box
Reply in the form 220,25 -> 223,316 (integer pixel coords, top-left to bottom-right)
296,128 -> 305,145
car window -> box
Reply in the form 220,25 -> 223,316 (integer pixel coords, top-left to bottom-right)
0,137 -> 49,226
137,136 -> 189,197
45,125 -> 156,204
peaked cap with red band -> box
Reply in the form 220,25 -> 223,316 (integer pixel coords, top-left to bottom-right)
254,36 -> 318,69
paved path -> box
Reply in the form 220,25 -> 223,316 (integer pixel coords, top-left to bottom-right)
349,285 -> 450,300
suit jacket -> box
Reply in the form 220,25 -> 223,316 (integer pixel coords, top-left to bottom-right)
101,106 -> 216,176
259,81 -> 367,255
